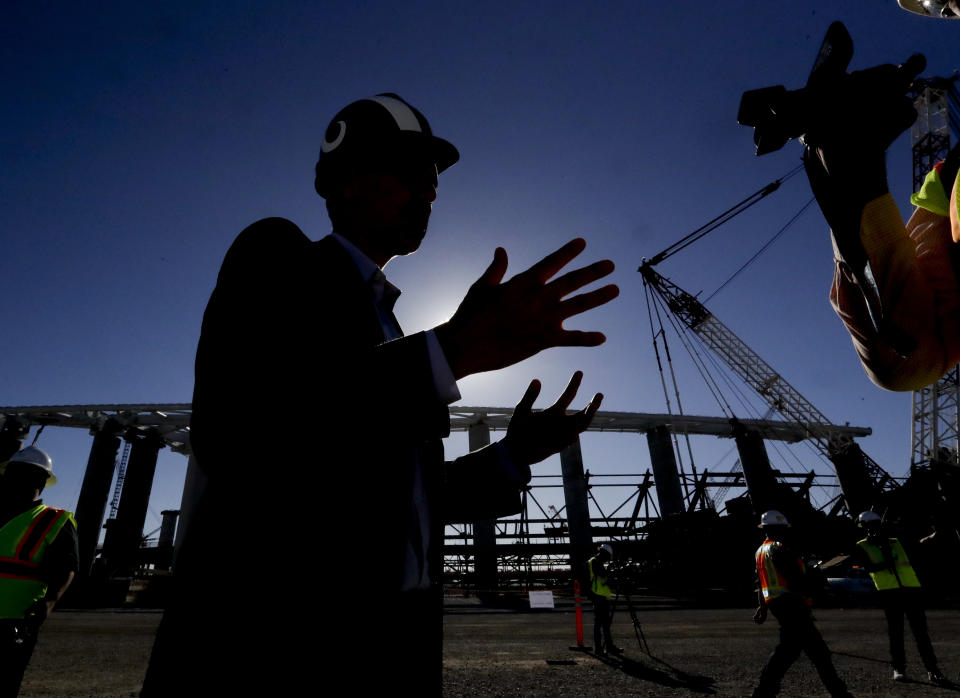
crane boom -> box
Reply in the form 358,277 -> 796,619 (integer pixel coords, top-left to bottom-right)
639,262 -> 898,507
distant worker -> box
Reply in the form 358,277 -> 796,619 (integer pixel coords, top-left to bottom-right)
0,446 -> 78,697
803,2 -> 960,392
587,543 -> 622,656
752,510 -> 851,698
853,511 -> 947,684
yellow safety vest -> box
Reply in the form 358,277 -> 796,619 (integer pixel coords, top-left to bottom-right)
0,504 -> 75,619
756,539 -> 805,604
587,556 -> 612,598
856,537 -> 921,591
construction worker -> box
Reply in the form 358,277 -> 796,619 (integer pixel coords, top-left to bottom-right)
853,511 -> 947,684
752,510 -> 851,698
587,543 -> 621,656
803,5 -> 960,392
0,446 -> 78,697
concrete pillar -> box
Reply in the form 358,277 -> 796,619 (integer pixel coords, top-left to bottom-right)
107,430 -> 163,572
732,422 -> 778,516
74,421 -> 121,578
469,423 -> 498,593
645,426 -> 685,517
159,510 -> 179,548
560,437 -> 593,587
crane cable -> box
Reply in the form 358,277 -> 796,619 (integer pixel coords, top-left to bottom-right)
704,196 -> 816,304
644,164 -> 805,268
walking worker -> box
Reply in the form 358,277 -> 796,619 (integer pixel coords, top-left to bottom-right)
587,543 -> 621,656
854,511 -> 948,684
752,510 -> 851,698
0,446 -> 78,697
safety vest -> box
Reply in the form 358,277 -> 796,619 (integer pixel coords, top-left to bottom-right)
856,537 -> 921,591
0,504 -> 75,619
587,556 -> 612,598
756,539 -> 805,604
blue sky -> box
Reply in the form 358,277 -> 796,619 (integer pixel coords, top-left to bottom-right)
1,2 -> 957,530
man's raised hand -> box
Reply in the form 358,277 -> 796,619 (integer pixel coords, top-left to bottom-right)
503,371 -> 603,466
436,239 -> 618,379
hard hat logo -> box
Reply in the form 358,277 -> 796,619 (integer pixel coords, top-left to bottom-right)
322,120 -> 347,153
2,445 -> 57,486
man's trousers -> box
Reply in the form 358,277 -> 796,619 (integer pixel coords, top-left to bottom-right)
753,598 -> 848,697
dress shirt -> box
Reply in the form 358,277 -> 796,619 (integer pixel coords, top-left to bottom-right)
328,233 -> 531,590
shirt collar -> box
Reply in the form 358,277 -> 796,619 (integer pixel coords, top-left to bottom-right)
329,233 -> 401,310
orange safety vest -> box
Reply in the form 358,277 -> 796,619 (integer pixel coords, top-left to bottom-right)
756,539 -> 806,605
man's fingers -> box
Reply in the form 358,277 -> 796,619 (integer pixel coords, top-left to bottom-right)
573,392 -> 603,433
515,379 -> 541,413
559,284 -> 620,318
584,392 -> 603,420
525,238 -> 586,284
477,247 -> 508,286
551,371 -> 583,412
545,259 -> 616,299
554,329 -> 607,347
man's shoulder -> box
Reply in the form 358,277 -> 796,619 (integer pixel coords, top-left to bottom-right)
224,217 -> 311,264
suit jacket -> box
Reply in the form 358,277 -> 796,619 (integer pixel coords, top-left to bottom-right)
143,218 -> 523,695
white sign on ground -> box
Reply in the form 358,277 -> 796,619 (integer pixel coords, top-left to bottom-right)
528,591 -> 555,609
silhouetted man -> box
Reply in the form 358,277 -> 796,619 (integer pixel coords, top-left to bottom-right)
142,93 -> 618,695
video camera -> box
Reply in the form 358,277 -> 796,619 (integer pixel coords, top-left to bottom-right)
738,21 -> 926,155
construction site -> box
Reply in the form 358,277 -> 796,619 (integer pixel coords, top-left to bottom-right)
2,68 -> 960,695
3,12 -> 960,695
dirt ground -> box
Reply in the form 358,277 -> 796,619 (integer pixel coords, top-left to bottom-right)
17,603 -> 960,696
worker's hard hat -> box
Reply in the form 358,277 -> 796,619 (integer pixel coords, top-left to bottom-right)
599,543 -> 613,556
898,0 -> 960,18
858,510 -> 882,526
0,445 -> 57,486
314,93 -> 459,198
758,510 -> 790,528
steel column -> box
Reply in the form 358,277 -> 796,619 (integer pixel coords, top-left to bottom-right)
105,430 -> 163,571
560,437 -> 593,586
74,422 -> 122,577
468,423 -> 498,593
646,425 -> 685,517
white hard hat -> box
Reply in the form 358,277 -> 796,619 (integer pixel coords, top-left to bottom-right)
858,510 -> 882,525
1,445 -> 57,486
898,0 -> 960,18
759,510 -> 790,528
599,543 -> 613,556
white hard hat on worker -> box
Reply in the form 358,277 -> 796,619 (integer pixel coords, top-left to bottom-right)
0,445 -> 57,486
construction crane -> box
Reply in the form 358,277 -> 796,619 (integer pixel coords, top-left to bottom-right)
639,262 -> 897,516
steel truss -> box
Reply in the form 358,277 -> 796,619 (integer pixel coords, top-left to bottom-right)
911,77 -> 960,468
